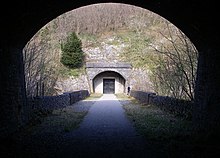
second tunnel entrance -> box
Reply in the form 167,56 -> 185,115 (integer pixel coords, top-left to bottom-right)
93,71 -> 125,94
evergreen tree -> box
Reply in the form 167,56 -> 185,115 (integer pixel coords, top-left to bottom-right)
60,32 -> 84,68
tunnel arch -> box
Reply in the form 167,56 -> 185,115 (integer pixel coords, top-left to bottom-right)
24,2 -> 198,100
91,69 -> 128,83
1,0 -> 219,138
92,71 -> 126,94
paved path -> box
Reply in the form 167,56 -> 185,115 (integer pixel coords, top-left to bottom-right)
58,94 -> 151,158
17,94 -> 161,158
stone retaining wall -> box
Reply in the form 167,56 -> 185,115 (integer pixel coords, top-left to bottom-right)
130,90 -> 193,119
22,90 -> 90,126
64,90 -> 90,105
37,94 -> 70,110
130,91 -> 156,104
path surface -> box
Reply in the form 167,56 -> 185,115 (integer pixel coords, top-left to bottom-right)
18,94 -> 160,158
59,94 -> 150,157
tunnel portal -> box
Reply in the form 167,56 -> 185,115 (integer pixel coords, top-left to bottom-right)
86,62 -> 132,94
93,71 -> 125,94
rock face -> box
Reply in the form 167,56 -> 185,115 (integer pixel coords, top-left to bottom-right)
129,68 -> 153,92
83,37 -> 126,63
55,75 -> 90,95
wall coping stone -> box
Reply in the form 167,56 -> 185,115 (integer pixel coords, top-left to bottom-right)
86,62 -> 132,68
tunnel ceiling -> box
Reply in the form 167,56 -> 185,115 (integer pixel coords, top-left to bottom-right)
93,71 -> 126,80
1,0 -> 218,50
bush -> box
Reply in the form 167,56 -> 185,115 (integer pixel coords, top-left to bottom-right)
60,32 -> 84,68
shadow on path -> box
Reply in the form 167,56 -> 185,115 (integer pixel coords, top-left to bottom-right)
58,94 -> 156,158
15,94 -> 162,158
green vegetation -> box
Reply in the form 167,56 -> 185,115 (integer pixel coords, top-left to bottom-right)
116,93 -> 218,157
124,102 -> 192,141
79,33 -> 101,47
118,30 -> 153,68
84,93 -> 103,100
118,23 -> 198,101
59,66 -> 85,77
60,32 -> 84,68
114,93 -> 133,100
25,106 -> 88,135
116,94 -> 193,141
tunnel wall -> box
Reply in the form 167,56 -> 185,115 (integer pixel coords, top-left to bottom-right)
193,47 -> 220,130
0,47 -> 27,139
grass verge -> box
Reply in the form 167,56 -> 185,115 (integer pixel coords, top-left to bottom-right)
84,93 -> 103,100
115,93 -> 199,157
116,93 -> 220,157
23,107 -> 88,136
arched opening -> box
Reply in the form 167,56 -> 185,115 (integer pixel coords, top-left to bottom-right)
93,71 -> 125,94
1,0 -> 219,144
23,3 -> 197,101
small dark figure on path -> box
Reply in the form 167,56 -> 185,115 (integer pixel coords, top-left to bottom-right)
127,86 -> 131,95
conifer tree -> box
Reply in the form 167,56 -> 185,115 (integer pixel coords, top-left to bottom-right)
60,32 -> 84,68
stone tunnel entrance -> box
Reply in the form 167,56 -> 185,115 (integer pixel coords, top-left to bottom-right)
93,71 -> 125,94
85,62 -> 132,94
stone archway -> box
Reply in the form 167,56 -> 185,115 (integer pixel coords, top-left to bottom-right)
86,62 -> 132,93
1,0 -> 219,137
93,71 -> 126,94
